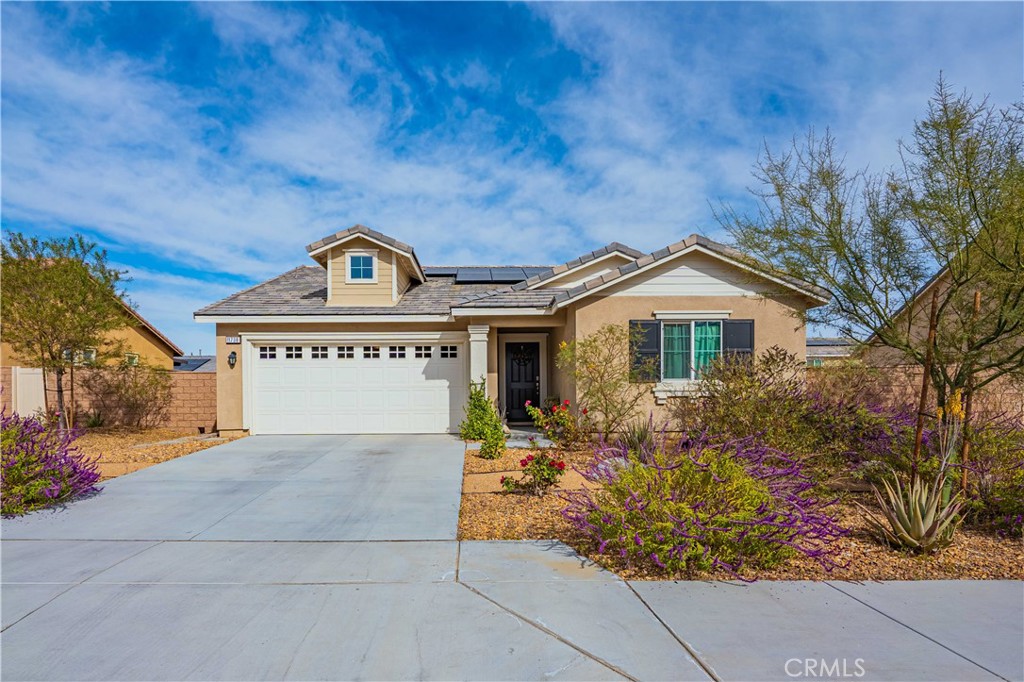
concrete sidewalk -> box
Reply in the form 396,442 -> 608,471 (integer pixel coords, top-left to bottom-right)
3,539 -> 1021,681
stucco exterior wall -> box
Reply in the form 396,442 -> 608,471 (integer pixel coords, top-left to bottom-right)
1,323 -> 176,371
568,293 -> 809,424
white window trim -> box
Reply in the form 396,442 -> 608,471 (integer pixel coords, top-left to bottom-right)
653,310 -> 732,320
660,320 -> 723,384
345,249 -> 378,284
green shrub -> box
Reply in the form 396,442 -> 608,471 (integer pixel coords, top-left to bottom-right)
459,378 -> 502,440
525,399 -> 589,448
673,347 -> 919,478
80,363 -> 172,428
563,435 -> 847,577
555,324 -> 655,438
618,417 -> 656,459
478,421 -> 506,460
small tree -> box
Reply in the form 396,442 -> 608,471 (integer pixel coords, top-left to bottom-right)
556,324 -> 655,438
1,233 -> 131,429
80,363 -> 172,428
716,78 -> 1024,411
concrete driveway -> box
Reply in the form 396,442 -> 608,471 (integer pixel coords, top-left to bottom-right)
2,435 -> 1022,681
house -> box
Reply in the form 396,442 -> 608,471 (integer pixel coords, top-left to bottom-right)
194,225 -> 829,435
0,303 -> 184,416
806,337 -> 856,367
173,355 -> 217,372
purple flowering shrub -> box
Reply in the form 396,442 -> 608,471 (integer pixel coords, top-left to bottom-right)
1,410 -> 101,516
562,435 -> 848,578
672,348 -> 924,480
961,421 -> 1024,537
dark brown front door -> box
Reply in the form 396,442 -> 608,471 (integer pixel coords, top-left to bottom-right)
505,342 -> 540,422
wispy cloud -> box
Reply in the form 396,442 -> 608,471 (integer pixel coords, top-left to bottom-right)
2,2 -> 1020,351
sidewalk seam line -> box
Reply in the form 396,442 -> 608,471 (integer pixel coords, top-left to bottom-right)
624,581 -> 720,682
0,540 -> 164,633
458,581 -> 639,681
825,582 -> 1008,681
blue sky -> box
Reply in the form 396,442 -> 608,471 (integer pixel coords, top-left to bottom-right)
2,2 -> 1021,354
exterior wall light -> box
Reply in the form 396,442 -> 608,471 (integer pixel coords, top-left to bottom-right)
228,351 -> 237,369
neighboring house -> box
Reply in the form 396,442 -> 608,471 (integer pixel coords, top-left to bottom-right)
0,303 -> 183,416
806,337 -> 856,367
173,355 -> 217,372
859,268 -> 1024,421
195,225 -> 829,435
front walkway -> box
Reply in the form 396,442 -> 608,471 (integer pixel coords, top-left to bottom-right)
2,436 -> 1022,681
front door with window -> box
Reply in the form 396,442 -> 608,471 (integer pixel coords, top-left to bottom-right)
505,342 -> 540,422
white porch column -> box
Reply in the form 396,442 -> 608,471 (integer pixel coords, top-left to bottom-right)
467,324 -> 490,394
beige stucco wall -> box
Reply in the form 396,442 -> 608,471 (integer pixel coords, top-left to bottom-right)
210,291 -> 810,433
1,323 -> 176,370
326,237 -> 397,307
566,293 -> 809,423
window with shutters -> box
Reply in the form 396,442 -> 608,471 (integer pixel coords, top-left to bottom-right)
631,318 -> 753,383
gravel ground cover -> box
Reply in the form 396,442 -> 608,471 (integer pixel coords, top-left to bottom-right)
76,428 -> 246,479
458,445 -> 1024,581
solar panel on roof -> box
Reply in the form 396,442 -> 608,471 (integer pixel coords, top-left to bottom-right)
522,267 -> 552,277
424,267 -> 458,276
488,267 -> 528,282
455,269 -> 495,283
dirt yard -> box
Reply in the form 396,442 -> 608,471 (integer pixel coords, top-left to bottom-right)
75,427 -> 245,480
458,446 -> 1024,581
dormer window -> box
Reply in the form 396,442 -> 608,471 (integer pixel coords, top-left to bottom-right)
346,251 -> 377,283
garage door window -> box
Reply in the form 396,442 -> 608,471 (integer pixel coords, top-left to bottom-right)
285,346 -> 302,359
311,346 -> 328,359
363,346 -> 380,359
440,345 -> 458,358
415,345 -> 432,358
259,346 -> 277,360
389,346 -> 407,359
338,346 -> 355,359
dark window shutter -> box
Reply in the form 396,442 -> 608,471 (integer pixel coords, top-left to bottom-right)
629,320 -> 661,382
723,320 -> 754,357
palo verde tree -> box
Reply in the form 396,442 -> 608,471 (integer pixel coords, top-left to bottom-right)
1,233 -> 131,429
716,77 -> 1024,411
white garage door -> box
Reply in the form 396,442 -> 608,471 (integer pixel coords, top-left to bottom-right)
250,342 -> 466,434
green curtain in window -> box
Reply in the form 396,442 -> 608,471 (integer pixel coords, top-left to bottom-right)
663,324 -> 690,379
693,321 -> 721,376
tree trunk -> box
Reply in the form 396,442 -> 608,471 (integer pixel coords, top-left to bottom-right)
960,290 -> 982,494
911,290 -> 940,477
54,367 -> 69,430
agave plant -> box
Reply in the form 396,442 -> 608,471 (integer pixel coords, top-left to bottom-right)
858,472 -> 964,553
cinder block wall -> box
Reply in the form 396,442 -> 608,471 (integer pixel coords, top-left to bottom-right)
1,366 -> 12,414
31,369 -> 218,433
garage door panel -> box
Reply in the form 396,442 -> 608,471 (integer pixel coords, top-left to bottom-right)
252,341 -> 465,435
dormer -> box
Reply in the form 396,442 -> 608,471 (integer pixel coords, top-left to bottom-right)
306,225 -> 426,307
